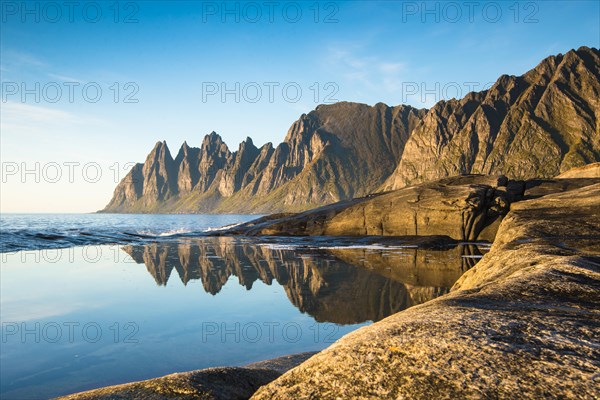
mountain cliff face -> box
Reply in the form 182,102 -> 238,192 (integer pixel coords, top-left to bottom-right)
382,46 -> 600,189
103,46 -> 599,213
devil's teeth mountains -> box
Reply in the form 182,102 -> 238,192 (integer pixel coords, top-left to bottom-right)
102,46 -> 599,214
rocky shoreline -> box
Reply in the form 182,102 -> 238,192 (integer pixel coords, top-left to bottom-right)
60,165 -> 600,399
216,174 -> 599,242
253,175 -> 600,399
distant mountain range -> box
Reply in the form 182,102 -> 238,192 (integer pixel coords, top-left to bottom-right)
102,46 -> 599,214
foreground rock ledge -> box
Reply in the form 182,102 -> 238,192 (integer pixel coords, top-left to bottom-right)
251,183 -> 600,399
56,353 -> 315,400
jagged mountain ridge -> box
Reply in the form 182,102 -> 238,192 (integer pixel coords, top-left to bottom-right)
104,102 -> 424,213
103,46 -> 599,213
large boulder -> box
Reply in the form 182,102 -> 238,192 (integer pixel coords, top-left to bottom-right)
223,173 -> 600,244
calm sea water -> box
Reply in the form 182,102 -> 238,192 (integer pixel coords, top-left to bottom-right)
0,214 -> 487,399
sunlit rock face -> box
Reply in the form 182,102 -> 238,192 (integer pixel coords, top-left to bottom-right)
382,46 -> 600,190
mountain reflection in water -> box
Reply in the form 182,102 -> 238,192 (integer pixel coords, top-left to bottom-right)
123,237 -> 487,325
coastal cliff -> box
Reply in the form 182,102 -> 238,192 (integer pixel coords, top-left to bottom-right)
102,103 -> 424,213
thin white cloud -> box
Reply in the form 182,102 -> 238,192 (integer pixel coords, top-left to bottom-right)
379,62 -> 405,74
326,47 -> 408,94
2,49 -> 87,83
1,49 -> 48,68
2,101 -> 80,123
0,101 -> 106,136
47,73 -> 86,84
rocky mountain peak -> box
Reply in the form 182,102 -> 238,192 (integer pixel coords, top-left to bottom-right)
239,137 -> 256,151
175,141 -> 192,160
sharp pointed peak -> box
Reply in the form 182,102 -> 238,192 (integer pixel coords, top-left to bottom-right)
240,136 -> 256,149
204,131 -> 223,142
175,141 -> 192,160
200,132 -> 231,155
151,140 -> 169,151
146,140 -> 174,163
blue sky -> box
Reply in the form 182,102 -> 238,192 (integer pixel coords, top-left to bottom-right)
1,0 -> 599,212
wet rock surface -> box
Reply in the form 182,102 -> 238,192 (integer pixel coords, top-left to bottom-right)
56,367 -> 280,400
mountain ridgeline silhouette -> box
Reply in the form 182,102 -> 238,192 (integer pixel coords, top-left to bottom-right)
103,47 -> 600,214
